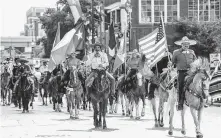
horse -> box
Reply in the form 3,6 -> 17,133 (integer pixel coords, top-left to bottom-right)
48,75 -> 63,112
1,66 -> 11,106
87,69 -> 110,129
29,74 -> 39,109
16,74 -> 34,113
65,66 -> 83,119
154,68 -> 178,127
39,71 -> 51,105
166,69 -> 210,138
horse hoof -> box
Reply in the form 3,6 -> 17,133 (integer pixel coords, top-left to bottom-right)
75,116 -> 79,119
181,130 -> 186,135
155,123 -> 159,127
141,113 -> 145,117
122,112 -> 125,116
22,110 -> 25,113
103,126 -> 107,129
126,114 -> 129,117
159,123 -> 164,127
135,117 -> 140,120
168,131 -> 173,135
130,116 -> 133,119
197,135 -> 203,138
26,110 -> 29,113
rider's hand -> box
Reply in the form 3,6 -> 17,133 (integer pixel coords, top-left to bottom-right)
98,64 -> 104,68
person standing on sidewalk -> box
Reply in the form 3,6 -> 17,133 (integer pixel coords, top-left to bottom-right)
170,36 -> 197,111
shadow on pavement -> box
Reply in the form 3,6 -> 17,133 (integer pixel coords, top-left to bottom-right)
167,135 -> 195,138
146,127 -> 182,131
51,118 -> 90,121
57,128 -> 119,132
120,118 -> 153,122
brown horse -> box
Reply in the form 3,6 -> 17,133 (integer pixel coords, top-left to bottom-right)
87,69 -> 110,129
1,66 -> 11,106
65,66 -> 83,119
16,74 -> 34,113
39,71 -> 51,105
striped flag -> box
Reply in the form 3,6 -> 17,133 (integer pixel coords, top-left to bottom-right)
113,30 -> 127,72
67,0 -> 83,24
139,16 -> 167,68
48,22 -> 60,72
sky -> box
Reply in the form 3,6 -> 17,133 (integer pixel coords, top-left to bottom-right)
0,0 -> 56,37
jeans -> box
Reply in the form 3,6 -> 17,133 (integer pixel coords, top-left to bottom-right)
178,70 -> 188,107
85,71 -> 115,94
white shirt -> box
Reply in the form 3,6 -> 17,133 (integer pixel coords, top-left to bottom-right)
34,71 -> 41,81
39,65 -> 48,73
86,51 -> 109,70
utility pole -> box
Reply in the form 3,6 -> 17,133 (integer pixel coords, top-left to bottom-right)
91,0 -> 95,44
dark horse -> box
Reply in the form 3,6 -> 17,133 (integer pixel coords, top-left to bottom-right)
87,69 -> 110,129
16,74 -> 34,113
48,75 -> 63,112
39,71 -> 51,105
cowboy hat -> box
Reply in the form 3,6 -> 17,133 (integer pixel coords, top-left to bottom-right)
17,58 -> 29,63
174,36 -> 197,46
92,43 -> 104,49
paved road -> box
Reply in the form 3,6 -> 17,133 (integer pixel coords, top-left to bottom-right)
1,97 -> 221,138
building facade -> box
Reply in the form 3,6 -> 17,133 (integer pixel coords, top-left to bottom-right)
104,0 -> 221,50
24,7 -> 47,40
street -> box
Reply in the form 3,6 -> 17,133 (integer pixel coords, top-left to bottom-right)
1,97 -> 221,138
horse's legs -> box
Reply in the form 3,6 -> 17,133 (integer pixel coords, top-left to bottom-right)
125,96 -> 130,116
92,102 -> 98,128
135,97 -> 140,120
129,98 -> 134,119
75,96 -> 80,119
120,92 -> 125,116
103,99 -> 108,129
98,102 -> 102,127
109,95 -> 114,114
190,107 -> 203,138
26,96 -> 29,112
45,89 -> 48,106
150,98 -> 158,127
22,95 -> 25,113
114,91 -> 119,113
141,95 -> 146,117
58,94 -> 62,112
181,106 -> 187,135
158,98 -> 165,127
168,99 -> 176,135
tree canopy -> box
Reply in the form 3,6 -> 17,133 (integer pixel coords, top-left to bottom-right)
172,18 -> 221,57
38,0 -> 102,58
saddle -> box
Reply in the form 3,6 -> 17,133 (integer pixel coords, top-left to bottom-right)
184,71 -> 197,92
87,69 -> 106,87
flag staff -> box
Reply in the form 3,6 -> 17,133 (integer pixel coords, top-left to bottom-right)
91,0 -> 95,44
160,11 -> 171,62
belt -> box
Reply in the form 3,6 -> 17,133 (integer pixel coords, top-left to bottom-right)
178,69 -> 189,72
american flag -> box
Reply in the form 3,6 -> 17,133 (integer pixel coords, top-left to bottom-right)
138,16 -> 167,68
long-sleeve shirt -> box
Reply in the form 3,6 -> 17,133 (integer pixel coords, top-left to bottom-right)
39,65 -> 48,73
86,52 -> 109,70
127,57 -> 140,69
172,48 -> 196,70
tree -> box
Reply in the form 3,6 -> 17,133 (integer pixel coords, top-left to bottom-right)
172,18 -> 221,58
38,0 -> 102,58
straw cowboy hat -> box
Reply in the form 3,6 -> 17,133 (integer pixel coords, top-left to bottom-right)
17,58 -> 29,63
174,36 -> 197,46
92,43 -> 104,49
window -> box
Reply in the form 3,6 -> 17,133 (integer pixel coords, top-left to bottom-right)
140,0 -> 152,23
188,0 -> 220,21
167,0 -> 178,22
139,0 -> 180,23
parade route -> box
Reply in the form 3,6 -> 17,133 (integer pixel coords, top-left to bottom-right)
1,98 -> 221,138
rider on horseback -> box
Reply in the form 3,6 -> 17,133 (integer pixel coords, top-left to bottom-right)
170,36 -> 197,111
14,59 -> 35,94
85,43 -> 115,96
39,61 -> 49,84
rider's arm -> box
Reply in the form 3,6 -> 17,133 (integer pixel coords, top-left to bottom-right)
102,53 -> 109,68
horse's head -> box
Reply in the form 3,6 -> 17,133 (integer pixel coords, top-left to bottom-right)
69,66 -> 80,87
193,69 -> 210,99
93,69 -> 108,93
3,65 -> 10,74
160,68 -> 177,90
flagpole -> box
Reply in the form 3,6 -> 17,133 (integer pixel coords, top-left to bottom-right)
160,11 -> 171,62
